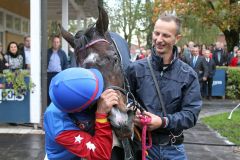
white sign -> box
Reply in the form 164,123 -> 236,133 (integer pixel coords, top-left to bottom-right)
0,89 -> 25,103
212,81 -> 223,86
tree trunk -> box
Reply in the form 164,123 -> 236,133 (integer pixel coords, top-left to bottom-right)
223,29 -> 239,52
146,24 -> 153,49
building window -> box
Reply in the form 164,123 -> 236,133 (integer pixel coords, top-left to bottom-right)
0,11 -> 3,27
22,20 -> 29,34
0,32 -> 3,46
6,14 -> 13,29
14,17 -> 21,32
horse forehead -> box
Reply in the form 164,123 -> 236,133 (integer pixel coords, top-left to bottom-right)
83,52 -> 99,63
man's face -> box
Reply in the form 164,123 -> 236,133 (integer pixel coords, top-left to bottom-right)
52,37 -> 61,50
152,19 -> 181,56
234,47 -> 238,53
24,37 -> 31,48
237,50 -> 240,57
192,47 -> 199,56
204,50 -> 210,58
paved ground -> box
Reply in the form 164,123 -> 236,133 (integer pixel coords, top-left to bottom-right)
0,99 -> 239,160
185,99 -> 240,160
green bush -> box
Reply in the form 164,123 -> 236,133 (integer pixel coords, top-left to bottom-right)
218,66 -> 240,99
0,69 -> 35,98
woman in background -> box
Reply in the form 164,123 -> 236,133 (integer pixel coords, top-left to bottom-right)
229,49 -> 240,67
0,43 -> 8,73
4,42 -> 23,70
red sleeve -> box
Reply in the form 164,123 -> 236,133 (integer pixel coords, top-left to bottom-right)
55,120 -> 112,160
230,58 -> 237,66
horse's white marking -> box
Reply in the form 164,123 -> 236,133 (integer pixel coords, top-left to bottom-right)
83,52 -> 99,64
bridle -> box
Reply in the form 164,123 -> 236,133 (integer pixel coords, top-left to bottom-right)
80,37 -> 144,113
79,38 -> 110,51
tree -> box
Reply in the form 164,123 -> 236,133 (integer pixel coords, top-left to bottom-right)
188,0 -> 240,51
160,0 -> 240,51
105,0 -> 143,46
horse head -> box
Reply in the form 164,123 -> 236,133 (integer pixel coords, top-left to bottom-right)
60,6 -> 134,140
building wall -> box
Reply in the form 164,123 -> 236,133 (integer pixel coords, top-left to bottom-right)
5,31 -> 24,47
0,0 -> 29,18
0,0 -> 30,51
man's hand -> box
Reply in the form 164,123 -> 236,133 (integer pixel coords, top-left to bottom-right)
133,111 -> 162,131
97,89 -> 119,114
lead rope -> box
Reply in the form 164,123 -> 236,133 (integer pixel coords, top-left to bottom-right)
139,115 -> 152,160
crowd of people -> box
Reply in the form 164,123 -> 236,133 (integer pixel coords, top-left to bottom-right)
133,40 -> 240,100
179,41 -> 239,99
0,36 -> 31,73
179,41 -> 240,67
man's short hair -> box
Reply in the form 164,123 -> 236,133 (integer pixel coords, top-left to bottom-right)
158,13 -> 181,35
24,35 -> 30,41
52,35 -> 61,41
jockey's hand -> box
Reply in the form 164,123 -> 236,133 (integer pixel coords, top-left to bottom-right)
133,109 -> 143,129
142,111 -> 162,131
97,89 -> 119,114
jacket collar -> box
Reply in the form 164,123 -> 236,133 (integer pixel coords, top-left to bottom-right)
150,46 -> 178,71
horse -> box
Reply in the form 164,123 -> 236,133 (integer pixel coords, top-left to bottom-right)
60,6 -> 138,160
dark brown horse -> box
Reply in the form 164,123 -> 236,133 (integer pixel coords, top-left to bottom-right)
60,6 -> 136,160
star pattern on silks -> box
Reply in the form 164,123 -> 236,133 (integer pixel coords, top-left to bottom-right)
86,142 -> 96,151
75,135 -> 83,143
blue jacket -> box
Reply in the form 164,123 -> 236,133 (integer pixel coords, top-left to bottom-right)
47,48 -> 68,71
126,47 -> 202,143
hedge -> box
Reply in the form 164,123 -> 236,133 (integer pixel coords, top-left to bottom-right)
217,66 -> 240,99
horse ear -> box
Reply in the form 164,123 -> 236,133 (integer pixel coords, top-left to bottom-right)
96,6 -> 109,35
58,24 -> 75,48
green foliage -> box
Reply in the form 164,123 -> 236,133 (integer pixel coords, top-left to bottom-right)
201,110 -> 240,145
179,15 -> 221,46
226,67 -> 240,99
0,70 -> 35,98
217,66 -> 240,99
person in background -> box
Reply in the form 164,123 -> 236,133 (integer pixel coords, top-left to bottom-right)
127,13 -> 202,159
227,46 -> 238,66
23,36 -> 31,69
212,42 -> 227,66
229,49 -> 240,67
182,41 -> 194,63
188,45 -> 208,97
135,51 -> 145,60
145,49 -> 151,57
4,42 -> 23,70
0,43 -> 8,73
47,35 -> 68,105
202,49 -> 216,100
68,46 -> 77,68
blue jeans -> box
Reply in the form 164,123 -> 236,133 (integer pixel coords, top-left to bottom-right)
146,144 -> 188,160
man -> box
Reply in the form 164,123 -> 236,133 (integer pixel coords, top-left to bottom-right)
182,41 -> 194,63
212,42 -> 227,66
126,13 -> 202,159
189,45 -> 209,97
44,67 -> 119,160
23,36 -> 31,69
202,49 -> 216,100
47,35 -> 68,105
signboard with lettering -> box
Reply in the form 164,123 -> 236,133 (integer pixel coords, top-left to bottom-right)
212,69 -> 226,96
0,88 -> 30,123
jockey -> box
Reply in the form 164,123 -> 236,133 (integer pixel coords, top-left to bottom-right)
44,67 -> 120,160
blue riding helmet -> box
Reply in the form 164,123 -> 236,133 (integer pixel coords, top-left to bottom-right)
49,67 -> 104,113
